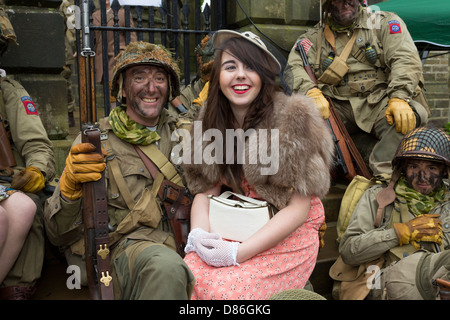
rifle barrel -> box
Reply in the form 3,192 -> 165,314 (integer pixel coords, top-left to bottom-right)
295,41 -> 310,67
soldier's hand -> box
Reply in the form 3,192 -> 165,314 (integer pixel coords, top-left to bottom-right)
11,166 -> 45,193
306,88 -> 330,119
59,143 -> 106,201
385,98 -> 416,135
393,214 -> 442,249
319,221 -> 327,249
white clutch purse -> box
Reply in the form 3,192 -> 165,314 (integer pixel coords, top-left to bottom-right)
208,191 -> 273,242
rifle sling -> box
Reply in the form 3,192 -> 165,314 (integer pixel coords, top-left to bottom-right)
137,143 -> 184,187
82,128 -> 114,300
324,24 -> 358,61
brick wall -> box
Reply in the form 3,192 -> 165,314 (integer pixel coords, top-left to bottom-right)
422,51 -> 450,128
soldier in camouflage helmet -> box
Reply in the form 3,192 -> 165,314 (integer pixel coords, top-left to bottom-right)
169,33 -> 216,117
333,127 -> 450,300
284,0 -> 430,176
44,41 -> 195,299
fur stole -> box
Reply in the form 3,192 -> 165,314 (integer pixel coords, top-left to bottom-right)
182,92 -> 334,209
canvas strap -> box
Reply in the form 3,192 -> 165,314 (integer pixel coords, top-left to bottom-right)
136,143 -> 184,187
324,24 -> 358,61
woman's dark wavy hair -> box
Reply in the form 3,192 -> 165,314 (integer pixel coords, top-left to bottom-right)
201,36 -> 283,192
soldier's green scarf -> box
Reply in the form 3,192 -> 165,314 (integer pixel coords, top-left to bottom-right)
109,105 -> 161,145
395,176 -> 447,217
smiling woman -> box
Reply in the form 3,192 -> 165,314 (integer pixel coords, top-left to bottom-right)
181,30 -> 334,300
219,50 -> 262,123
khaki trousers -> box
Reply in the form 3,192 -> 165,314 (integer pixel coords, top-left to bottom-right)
381,250 -> 450,300
111,238 -> 195,300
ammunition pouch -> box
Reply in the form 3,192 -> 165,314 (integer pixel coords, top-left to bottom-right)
318,55 -> 349,86
319,24 -> 358,86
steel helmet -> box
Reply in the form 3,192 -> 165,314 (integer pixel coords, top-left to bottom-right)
110,41 -> 180,102
392,127 -> 450,169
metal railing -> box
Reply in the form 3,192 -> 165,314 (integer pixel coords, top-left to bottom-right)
76,0 -> 224,115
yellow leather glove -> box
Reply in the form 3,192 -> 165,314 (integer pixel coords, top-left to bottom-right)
306,88 -> 330,119
60,143 -> 106,201
393,214 -> 442,249
192,81 -> 209,107
385,98 -> 416,135
11,166 -> 45,193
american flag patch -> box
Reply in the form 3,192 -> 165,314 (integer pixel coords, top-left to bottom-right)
296,39 -> 313,54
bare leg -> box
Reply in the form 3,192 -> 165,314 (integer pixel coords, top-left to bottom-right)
0,192 -> 36,283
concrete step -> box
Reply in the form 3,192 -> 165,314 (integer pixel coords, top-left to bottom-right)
310,222 -> 339,299
309,182 -> 347,299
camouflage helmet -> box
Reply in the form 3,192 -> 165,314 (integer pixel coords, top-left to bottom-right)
195,33 -> 216,82
0,8 -> 18,56
110,41 -> 180,101
392,127 -> 450,169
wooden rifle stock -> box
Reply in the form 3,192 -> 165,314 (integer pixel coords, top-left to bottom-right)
0,115 -> 16,176
296,41 -> 371,180
78,0 -> 114,300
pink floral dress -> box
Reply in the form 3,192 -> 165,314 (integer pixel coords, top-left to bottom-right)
184,193 -> 325,300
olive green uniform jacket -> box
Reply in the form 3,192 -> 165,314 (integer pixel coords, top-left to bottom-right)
44,108 -> 194,299
0,76 -> 56,288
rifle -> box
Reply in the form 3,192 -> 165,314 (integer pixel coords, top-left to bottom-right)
78,0 -> 113,300
0,114 -> 16,176
296,41 -> 371,181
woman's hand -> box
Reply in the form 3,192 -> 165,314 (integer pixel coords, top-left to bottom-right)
236,193 -> 311,263
184,227 -> 222,254
195,238 -> 239,267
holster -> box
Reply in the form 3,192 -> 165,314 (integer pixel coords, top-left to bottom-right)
157,179 -> 192,257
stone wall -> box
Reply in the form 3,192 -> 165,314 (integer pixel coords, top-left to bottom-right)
422,51 -> 450,128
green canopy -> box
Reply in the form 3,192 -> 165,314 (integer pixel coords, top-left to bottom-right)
371,0 -> 450,49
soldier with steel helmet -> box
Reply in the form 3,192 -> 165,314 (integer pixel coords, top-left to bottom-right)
44,41 -> 195,299
332,127 -> 450,300
284,0 -> 430,176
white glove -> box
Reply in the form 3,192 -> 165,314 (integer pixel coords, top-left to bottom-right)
196,238 -> 239,267
184,228 -> 222,254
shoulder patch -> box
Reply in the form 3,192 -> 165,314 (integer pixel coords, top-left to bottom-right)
388,20 -> 402,34
295,39 -> 313,54
21,96 -> 39,115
